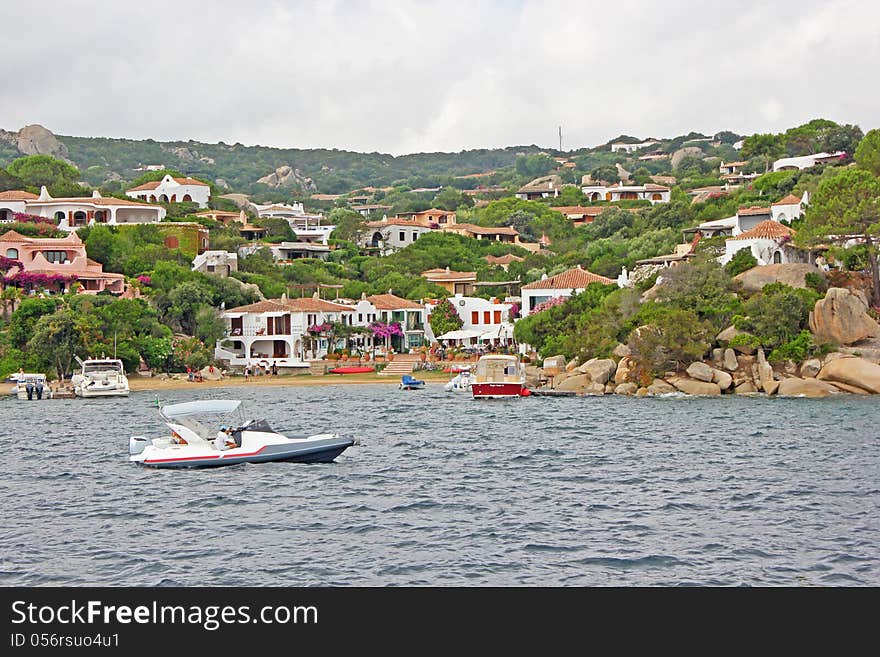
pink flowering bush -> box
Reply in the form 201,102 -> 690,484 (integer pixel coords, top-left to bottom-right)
532,297 -> 566,314
136,275 -> 152,286
368,321 -> 403,338
13,213 -> 57,226
0,255 -> 23,272
6,271 -> 77,290
307,322 -> 333,334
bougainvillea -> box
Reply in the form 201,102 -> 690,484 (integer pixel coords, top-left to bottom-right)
12,213 -> 57,226
368,321 -> 403,338
5,271 -> 77,290
136,275 -> 152,286
307,322 -> 333,334
531,296 -> 566,314
0,255 -> 24,272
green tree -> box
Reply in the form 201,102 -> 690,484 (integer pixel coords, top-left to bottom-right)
27,307 -> 98,378
724,249 -> 758,277
627,308 -> 713,375
515,154 -> 556,179
166,281 -> 214,335
735,283 -> 820,349
328,207 -> 367,242
590,165 -> 619,184
428,298 -> 463,338
796,168 -> 880,305
7,155 -> 80,189
854,129 -> 880,176
652,256 -> 742,331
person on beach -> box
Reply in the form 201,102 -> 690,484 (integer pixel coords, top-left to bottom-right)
271,360 -> 278,376
244,364 -> 251,381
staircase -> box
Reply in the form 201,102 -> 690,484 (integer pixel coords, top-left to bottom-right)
377,353 -> 420,376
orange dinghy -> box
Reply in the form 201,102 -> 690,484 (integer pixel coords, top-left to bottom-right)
328,366 -> 375,374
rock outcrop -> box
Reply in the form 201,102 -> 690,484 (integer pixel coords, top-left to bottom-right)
667,376 -> 721,396
817,356 -> 880,394
734,263 -> 823,293
614,382 -> 638,396
776,377 -> 839,398
0,124 -> 70,161
577,358 -> 616,386
809,287 -> 880,346
647,379 -> 676,395
800,358 -> 822,378
256,165 -> 317,192
686,361 -> 715,382
723,348 -> 738,371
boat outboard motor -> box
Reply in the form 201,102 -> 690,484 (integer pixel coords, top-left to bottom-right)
35,381 -> 44,400
129,436 -> 150,456
25,381 -> 34,400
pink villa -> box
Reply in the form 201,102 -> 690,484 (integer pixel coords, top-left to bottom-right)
1,230 -> 125,294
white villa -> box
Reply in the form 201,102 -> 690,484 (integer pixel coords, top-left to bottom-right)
515,175 -> 563,200
192,250 -> 238,276
683,205 -> 773,239
610,139 -> 660,153
424,294 -> 516,345
520,265 -> 615,318
772,151 -> 846,172
126,174 -> 211,207
251,202 -> 335,244
721,220 -> 808,267
580,182 -> 670,204
215,295 -> 354,369
238,242 -> 330,262
0,187 -> 165,231
362,218 -> 433,254
770,192 -> 809,223
350,293 -> 427,352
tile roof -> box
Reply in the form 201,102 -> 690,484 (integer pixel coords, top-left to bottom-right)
0,230 -> 81,244
227,297 -> 353,314
552,206 -> 608,217
721,161 -> 748,168
517,175 -> 563,193
366,293 -> 423,310
521,265 -> 614,290
453,223 -> 519,236
730,220 -> 796,241
737,206 -> 772,216
422,268 -> 477,281
771,194 -> 803,207
28,195 -> 158,207
486,254 -> 525,265
127,177 -> 209,191
0,190 -> 39,201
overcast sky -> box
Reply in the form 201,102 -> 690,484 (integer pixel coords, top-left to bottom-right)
2,1 -> 879,155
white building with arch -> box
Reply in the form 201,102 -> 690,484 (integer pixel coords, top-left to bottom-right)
721,220 -> 810,267
126,174 -> 211,207
6,187 -> 165,231
770,192 -> 809,224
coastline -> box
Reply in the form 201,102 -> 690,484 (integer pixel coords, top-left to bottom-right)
127,371 -> 452,392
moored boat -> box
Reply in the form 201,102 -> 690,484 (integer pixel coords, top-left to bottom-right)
399,374 -> 425,390
471,354 -> 529,399
72,356 -> 130,398
129,399 -> 356,469
9,373 -> 51,400
444,366 -> 474,393
328,366 -> 375,374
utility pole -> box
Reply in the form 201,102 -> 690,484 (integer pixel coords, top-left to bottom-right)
559,125 -> 563,152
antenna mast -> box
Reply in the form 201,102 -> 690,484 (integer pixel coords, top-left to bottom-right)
558,125 -> 563,152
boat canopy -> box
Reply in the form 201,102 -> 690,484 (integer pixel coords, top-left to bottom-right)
161,399 -> 242,419
436,329 -> 483,341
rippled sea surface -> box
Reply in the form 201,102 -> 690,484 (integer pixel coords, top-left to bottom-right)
1,384 -> 879,586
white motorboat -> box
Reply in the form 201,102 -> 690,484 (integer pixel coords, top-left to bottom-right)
129,399 -> 356,469
71,356 -> 130,398
471,354 -> 530,399
9,373 -> 52,400
443,366 -> 474,393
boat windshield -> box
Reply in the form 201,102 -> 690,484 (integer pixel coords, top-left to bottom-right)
83,361 -> 123,374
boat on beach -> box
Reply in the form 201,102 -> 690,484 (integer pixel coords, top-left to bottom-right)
71,356 -> 130,397
8,373 -> 51,400
129,399 -> 356,469
471,354 -> 529,399
328,366 -> 375,374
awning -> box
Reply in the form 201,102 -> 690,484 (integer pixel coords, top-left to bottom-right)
223,312 -> 245,319
161,400 -> 241,419
478,324 -> 514,341
437,329 -> 483,341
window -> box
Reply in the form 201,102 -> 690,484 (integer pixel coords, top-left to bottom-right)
494,310 -> 501,324
41,250 -> 69,263
412,232 -> 418,241
471,311 -> 479,324
358,313 -> 363,322
399,231 -> 405,242
483,311 -> 490,324
5,248 -> 18,259
54,211 -> 65,222
207,265 -> 215,272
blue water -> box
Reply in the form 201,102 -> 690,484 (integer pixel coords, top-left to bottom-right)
1,385 -> 878,586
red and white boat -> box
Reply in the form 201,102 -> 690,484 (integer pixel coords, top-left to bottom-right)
471,354 -> 530,399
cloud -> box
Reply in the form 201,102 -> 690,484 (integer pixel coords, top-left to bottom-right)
1,0 -> 878,154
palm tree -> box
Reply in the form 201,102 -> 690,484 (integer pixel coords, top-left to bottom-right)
1,286 -> 22,319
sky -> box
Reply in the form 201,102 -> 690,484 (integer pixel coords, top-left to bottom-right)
2,0 -> 879,155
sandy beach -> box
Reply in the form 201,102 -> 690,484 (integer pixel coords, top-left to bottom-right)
127,370 -> 453,392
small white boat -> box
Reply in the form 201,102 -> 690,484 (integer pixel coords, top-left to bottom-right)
443,366 -> 474,393
72,357 -> 130,398
9,373 -> 52,400
471,354 -> 530,399
130,399 -> 356,469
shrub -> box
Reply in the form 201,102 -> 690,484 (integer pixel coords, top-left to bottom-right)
724,249 -> 758,277
735,283 -> 821,349
804,272 -> 827,294
627,309 -> 713,375
767,330 -> 820,363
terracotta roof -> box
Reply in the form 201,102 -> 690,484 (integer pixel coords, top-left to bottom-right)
486,254 -> 525,265
422,268 -> 477,281
0,190 -> 38,201
771,194 -> 803,207
127,177 -> 209,192
0,230 -> 81,245
453,223 -> 519,236
0,230 -> 31,242
521,265 -> 614,290
552,206 -> 608,217
721,161 -> 748,168
28,195 -> 158,207
367,218 -> 429,228
517,175 -> 563,193
730,220 -> 796,241
737,206 -> 772,216
366,294 -> 423,310
227,297 -> 353,314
